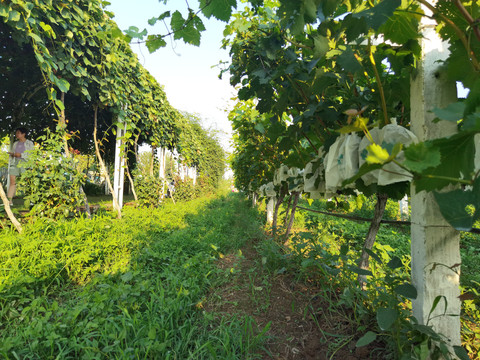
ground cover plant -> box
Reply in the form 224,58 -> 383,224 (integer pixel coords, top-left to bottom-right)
0,193 -> 268,359
264,196 -> 480,359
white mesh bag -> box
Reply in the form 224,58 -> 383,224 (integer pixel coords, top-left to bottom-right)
358,125 -> 417,186
325,135 -> 347,193
265,182 -> 277,197
377,124 -> 417,185
338,133 -> 361,188
358,127 -> 382,185
274,164 -> 290,186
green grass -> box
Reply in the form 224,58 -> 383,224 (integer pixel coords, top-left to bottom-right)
0,193 -> 267,359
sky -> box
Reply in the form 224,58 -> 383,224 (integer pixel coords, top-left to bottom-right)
106,0 -> 236,152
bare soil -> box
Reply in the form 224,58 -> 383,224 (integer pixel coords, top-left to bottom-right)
205,239 -> 388,360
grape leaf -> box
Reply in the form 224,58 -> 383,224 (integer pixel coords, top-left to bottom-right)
337,46 -> 363,74
146,35 -> 167,53
413,132 -> 477,192
379,10 -> 419,44
464,79 -> 480,118
404,142 -> 441,173
352,0 -> 401,31
199,0 -> 236,22
432,102 -> 465,122
433,177 -> 480,231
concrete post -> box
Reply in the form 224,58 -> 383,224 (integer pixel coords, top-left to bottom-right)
193,166 -> 197,185
267,197 -> 275,224
158,147 -> 165,180
113,122 -> 127,210
410,5 -> 461,347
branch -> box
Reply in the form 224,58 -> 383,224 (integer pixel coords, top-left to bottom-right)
453,0 -> 480,43
132,0 -> 212,45
368,38 -> 389,126
0,185 -> 22,233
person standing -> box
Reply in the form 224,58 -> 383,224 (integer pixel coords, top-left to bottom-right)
7,127 -> 34,206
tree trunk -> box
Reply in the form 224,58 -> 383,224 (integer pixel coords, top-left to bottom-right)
284,192 -> 300,243
93,105 -> 121,218
59,92 -> 70,157
150,146 -> 156,176
0,184 -> 22,233
125,161 -> 138,202
272,184 -> 287,236
358,193 -> 388,284
284,194 -> 293,226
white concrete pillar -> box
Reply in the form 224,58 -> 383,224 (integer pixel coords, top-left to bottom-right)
267,197 -> 275,224
158,147 -> 166,180
410,5 -> 461,348
113,122 -> 127,210
193,166 -> 197,185
179,162 -> 185,181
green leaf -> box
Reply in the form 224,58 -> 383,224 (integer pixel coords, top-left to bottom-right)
380,10 -> 419,44
0,3 -> 8,17
254,123 -> 265,134
403,142 -> 441,173
394,283 -> 417,299
8,10 -> 20,22
199,0 -> 236,22
124,26 -> 147,39
432,102 -> 465,122
427,295 -> 447,322
387,256 -> 402,269
356,331 -> 377,347
352,0 -> 401,31
146,35 -> 167,53
54,77 -> 70,93
414,132 -> 477,192
337,46 -> 363,74
453,346 -> 471,360
148,328 -> 157,340
364,248 -> 382,264
313,34 -> 329,59
464,79 -> 480,118
433,177 -> 480,231
28,32 -> 43,43
349,266 -> 373,276
366,143 -> 390,164
55,99 -> 65,111
376,308 -> 397,330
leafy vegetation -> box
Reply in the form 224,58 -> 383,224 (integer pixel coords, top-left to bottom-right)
0,193 -> 268,359
258,196 -> 479,359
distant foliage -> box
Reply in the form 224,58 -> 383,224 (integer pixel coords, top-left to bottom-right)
173,178 -> 200,202
133,174 -> 163,207
18,127 -> 85,220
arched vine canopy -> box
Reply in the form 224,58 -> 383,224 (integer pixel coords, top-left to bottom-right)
216,0 -> 480,231
0,0 -> 187,159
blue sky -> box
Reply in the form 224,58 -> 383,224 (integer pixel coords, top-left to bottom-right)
106,0 -> 236,151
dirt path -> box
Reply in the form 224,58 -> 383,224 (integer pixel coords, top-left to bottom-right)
205,239 -> 386,359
